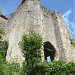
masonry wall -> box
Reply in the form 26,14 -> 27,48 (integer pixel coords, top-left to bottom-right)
41,6 -> 59,60
5,0 -> 74,64
6,0 -> 44,64
0,16 -> 9,40
52,11 -> 74,62
0,16 -> 8,29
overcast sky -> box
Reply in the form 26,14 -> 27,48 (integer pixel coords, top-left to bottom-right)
0,0 -> 75,39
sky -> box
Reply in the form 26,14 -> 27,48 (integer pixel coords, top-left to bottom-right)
0,0 -> 75,39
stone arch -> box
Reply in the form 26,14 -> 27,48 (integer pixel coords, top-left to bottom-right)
43,41 -> 56,61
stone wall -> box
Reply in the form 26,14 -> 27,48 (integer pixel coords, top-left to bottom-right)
0,0 -> 73,64
51,11 -> 65,61
0,15 -> 8,39
52,11 -> 74,62
41,6 -> 59,60
0,15 -> 8,28
6,0 -> 43,64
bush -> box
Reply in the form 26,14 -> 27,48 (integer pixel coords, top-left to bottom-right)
19,31 -> 43,75
1,60 -> 75,75
30,60 -> 75,75
0,28 -> 8,61
0,28 -> 5,35
0,61 -> 23,75
0,40 -> 8,61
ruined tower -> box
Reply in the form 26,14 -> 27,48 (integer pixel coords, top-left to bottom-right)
0,0 -> 74,64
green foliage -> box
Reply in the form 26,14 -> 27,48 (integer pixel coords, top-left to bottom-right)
0,40 -> 8,61
0,28 -> 5,35
30,63 -> 46,75
0,60 -> 75,75
0,61 -> 23,75
0,28 -> 8,61
30,60 -> 75,75
19,32 -> 43,75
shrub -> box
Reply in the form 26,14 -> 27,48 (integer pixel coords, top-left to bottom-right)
0,40 -> 8,61
30,60 -> 75,75
0,61 -> 23,75
0,28 -> 8,61
0,28 -> 5,35
19,31 -> 43,75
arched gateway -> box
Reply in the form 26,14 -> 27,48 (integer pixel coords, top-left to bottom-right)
43,41 -> 56,61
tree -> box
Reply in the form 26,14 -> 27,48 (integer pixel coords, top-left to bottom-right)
19,31 -> 43,75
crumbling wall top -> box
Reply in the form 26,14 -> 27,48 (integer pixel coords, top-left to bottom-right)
0,15 -> 8,20
40,5 -> 52,18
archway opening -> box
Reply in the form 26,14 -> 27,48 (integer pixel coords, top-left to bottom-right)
43,41 -> 56,61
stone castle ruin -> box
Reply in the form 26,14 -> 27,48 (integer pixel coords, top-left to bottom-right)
0,0 -> 75,64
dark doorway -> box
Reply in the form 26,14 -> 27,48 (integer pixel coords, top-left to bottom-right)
43,41 -> 56,61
